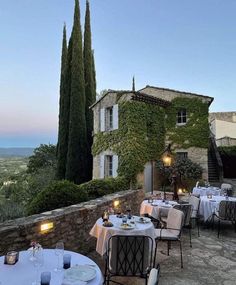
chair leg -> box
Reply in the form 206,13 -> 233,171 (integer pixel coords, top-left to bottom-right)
179,240 -> 183,268
196,217 -> 200,237
167,241 -> 170,256
217,219 -> 220,238
189,227 -> 192,248
153,240 -> 158,267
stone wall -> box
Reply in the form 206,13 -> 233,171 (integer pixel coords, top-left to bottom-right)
0,189 -> 145,256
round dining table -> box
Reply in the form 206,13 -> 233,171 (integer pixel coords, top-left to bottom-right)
89,214 -> 155,256
0,249 -> 103,285
140,200 -> 178,220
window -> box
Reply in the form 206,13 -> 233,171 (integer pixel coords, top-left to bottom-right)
176,152 -> 188,159
177,109 -> 187,125
105,155 -> 113,177
100,104 -> 119,132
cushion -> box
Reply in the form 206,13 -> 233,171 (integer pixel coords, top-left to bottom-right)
154,229 -> 178,240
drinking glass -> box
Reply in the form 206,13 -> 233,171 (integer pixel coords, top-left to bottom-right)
32,250 -> 44,285
54,241 -> 64,272
126,205 -> 132,219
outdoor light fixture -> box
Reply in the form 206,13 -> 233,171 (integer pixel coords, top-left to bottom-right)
40,222 -> 54,233
162,144 -> 173,167
113,200 -> 120,208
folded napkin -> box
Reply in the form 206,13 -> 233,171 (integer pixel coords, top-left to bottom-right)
61,279 -> 87,285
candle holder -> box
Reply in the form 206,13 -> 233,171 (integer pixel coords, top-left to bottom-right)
4,251 -> 19,265
102,210 -> 109,222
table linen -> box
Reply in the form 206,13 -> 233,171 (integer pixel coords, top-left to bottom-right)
89,214 -> 155,256
0,249 -> 103,285
199,196 -> 236,221
140,200 -> 177,219
192,187 -> 221,197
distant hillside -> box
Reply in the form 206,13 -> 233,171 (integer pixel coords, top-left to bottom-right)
0,148 -> 34,157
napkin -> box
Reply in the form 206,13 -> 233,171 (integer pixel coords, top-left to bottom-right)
61,279 -> 87,285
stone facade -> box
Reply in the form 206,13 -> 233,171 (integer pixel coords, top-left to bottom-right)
0,189 -> 145,256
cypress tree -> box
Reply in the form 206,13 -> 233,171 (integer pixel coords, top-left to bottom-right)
84,0 -> 96,181
56,24 -> 69,180
65,0 -> 88,184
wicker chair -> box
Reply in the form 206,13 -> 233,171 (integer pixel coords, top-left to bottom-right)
104,235 -> 154,285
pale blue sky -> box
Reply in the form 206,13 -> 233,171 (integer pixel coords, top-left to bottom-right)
0,0 -> 235,147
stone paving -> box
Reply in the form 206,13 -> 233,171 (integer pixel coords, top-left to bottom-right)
88,221 -> 236,285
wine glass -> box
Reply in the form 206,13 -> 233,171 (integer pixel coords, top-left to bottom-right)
32,250 -> 44,285
126,205 -> 132,219
54,241 -> 64,272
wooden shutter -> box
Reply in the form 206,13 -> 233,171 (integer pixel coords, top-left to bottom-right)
100,108 -> 105,132
113,104 -> 119,130
100,154 -> 105,178
112,155 -> 118,178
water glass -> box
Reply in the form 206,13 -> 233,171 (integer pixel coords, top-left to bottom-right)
63,254 -> 71,269
54,241 -> 64,272
41,272 -> 51,285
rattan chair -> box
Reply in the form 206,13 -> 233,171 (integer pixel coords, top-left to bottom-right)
214,200 -> 236,238
104,235 -> 154,285
154,208 -> 184,268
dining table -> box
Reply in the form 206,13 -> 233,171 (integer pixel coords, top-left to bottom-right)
89,214 -> 155,256
199,195 -> 236,221
192,187 -> 221,197
140,199 -> 178,220
0,249 -> 103,285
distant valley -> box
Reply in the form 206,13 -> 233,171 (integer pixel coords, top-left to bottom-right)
0,148 -> 34,158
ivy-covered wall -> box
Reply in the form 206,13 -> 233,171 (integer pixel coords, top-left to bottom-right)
165,97 -> 209,149
92,101 -> 165,181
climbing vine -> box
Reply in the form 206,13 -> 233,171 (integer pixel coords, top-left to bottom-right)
92,101 -> 165,181
165,97 -> 209,149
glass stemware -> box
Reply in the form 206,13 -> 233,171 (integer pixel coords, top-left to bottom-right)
32,250 -> 44,285
54,241 -> 64,272
126,205 -> 132,219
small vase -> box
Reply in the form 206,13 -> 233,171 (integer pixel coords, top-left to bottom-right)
29,249 -> 37,261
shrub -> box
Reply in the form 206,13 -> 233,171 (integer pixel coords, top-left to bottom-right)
27,180 -> 88,215
0,200 -> 25,222
79,177 -> 129,199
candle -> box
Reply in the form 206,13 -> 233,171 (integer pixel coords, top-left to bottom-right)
178,188 -> 183,194
6,251 -> 18,265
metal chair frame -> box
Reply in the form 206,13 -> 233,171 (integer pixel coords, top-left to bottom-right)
104,235 -> 154,285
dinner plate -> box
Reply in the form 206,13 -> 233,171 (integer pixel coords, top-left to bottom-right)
64,265 -> 96,282
119,223 -> 135,230
135,217 -> 151,223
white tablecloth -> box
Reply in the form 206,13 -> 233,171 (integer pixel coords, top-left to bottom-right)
89,215 -> 155,256
192,187 -> 221,197
0,249 -> 103,285
140,200 -> 178,219
199,196 -> 236,221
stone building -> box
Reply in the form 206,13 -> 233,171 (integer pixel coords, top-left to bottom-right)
91,85 -> 213,191
209,112 -> 236,146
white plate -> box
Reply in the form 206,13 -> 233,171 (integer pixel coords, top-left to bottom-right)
135,217 -> 151,223
119,223 -> 135,230
64,265 -> 96,282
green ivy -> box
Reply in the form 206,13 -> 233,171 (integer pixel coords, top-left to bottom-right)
165,97 -> 209,149
92,101 -> 165,181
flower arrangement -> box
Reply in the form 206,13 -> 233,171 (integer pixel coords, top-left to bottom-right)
29,240 -> 42,260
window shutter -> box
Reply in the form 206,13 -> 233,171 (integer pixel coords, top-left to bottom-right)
113,104 -> 119,130
112,155 -> 118,178
100,108 -> 105,132
100,154 -> 105,178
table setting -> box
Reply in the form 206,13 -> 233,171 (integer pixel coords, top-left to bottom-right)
192,186 -> 221,197
89,213 -> 155,256
0,247 -> 103,285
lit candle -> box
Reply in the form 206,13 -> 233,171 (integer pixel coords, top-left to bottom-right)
178,188 -> 183,194
6,251 -> 17,265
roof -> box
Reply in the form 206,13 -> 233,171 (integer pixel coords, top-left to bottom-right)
90,85 -> 214,108
139,85 -> 214,105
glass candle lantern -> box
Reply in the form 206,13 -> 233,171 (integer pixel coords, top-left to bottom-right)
5,251 -> 18,265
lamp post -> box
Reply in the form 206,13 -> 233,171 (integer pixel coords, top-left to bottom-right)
161,144 -> 179,201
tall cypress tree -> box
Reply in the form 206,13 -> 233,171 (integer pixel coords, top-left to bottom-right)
65,0 -> 87,184
84,0 -> 96,181
56,24 -> 69,180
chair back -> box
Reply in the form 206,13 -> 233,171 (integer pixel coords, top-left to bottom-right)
189,195 -> 200,218
166,208 -> 184,236
221,183 -> 233,196
173,204 -> 192,226
147,266 -> 160,285
219,201 -> 236,221
107,235 -> 153,276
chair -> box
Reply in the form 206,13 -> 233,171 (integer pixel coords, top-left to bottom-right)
104,235 -> 153,285
147,264 -> 160,285
188,195 -> 201,237
221,183 -> 233,197
154,208 -> 184,268
173,204 -> 193,247
214,200 -> 236,238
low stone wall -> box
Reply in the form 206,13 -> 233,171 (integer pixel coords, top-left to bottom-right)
0,189 -> 145,255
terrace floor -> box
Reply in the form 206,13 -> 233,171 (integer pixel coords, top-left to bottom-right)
88,222 -> 236,285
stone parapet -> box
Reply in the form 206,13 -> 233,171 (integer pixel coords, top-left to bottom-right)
0,189 -> 145,255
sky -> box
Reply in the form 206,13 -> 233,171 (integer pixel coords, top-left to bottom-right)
0,0 -> 236,147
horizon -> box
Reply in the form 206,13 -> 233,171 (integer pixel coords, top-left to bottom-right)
0,0 -> 236,147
